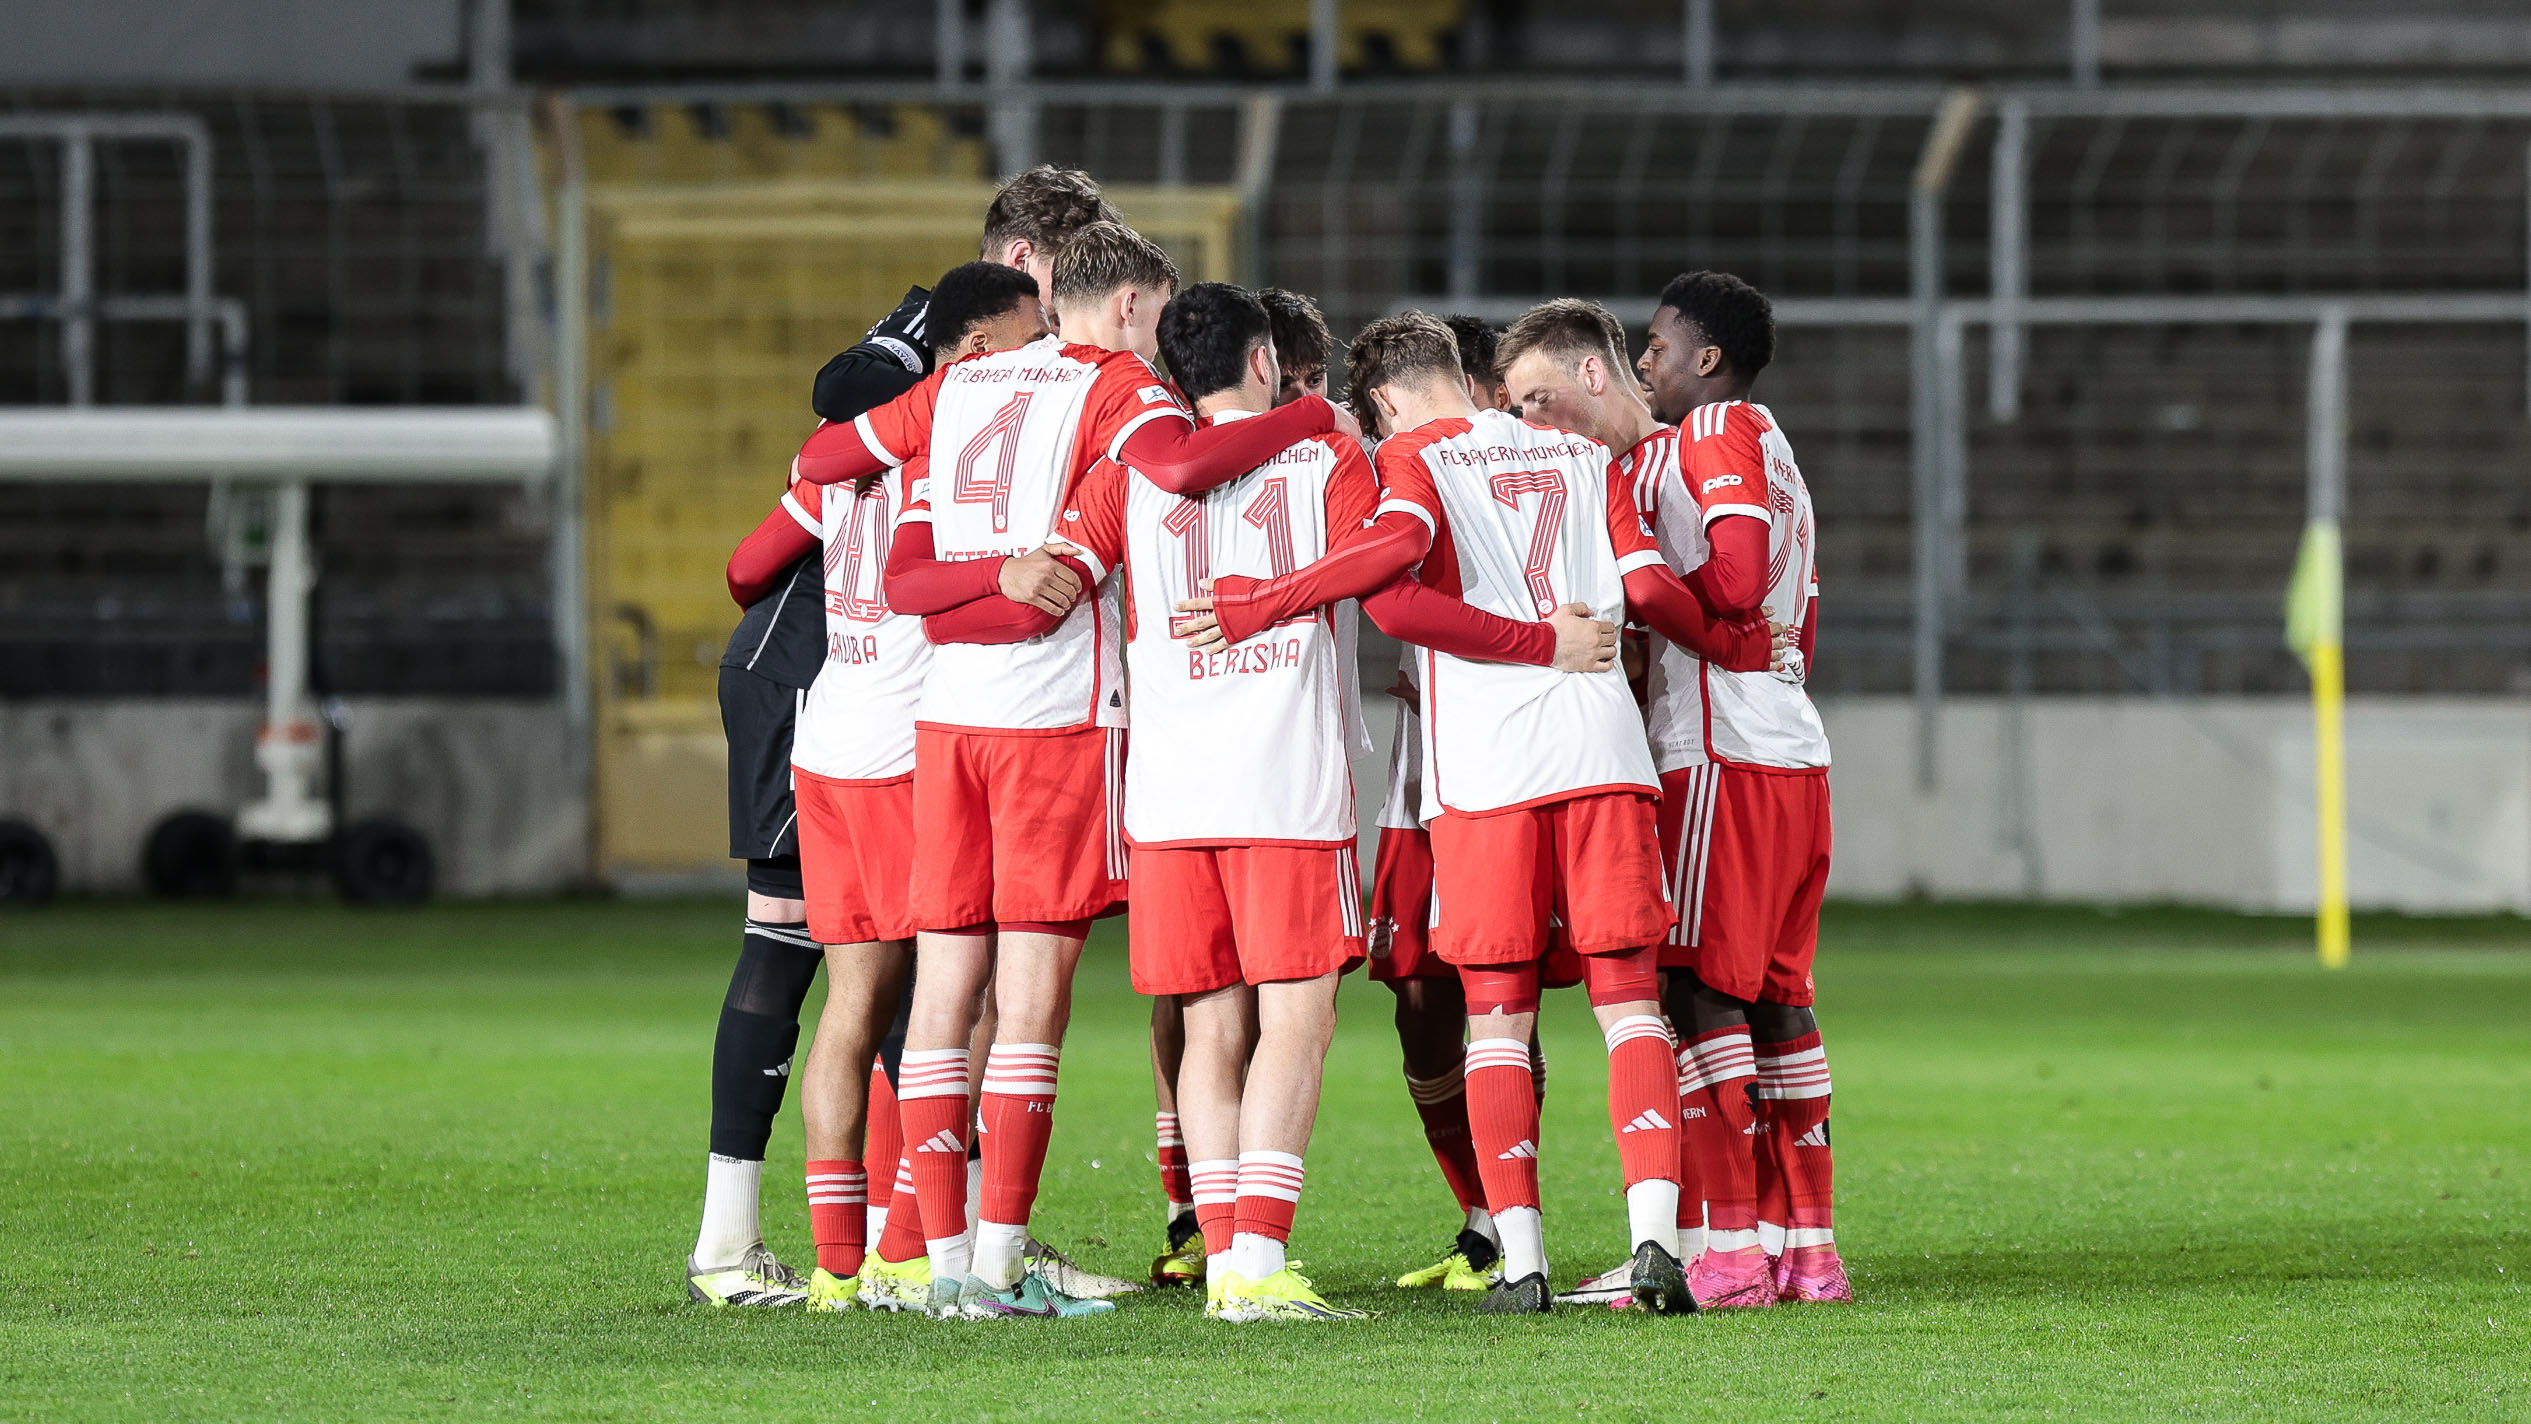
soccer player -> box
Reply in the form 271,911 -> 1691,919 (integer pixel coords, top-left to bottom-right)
1177,312 -> 1784,1314
722,262 -> 1053,1312
687,164 -> 1122,1310
794,222 -> 1341,1319
1634,272 -> 1846,1307
1142,284 -> 1360,1290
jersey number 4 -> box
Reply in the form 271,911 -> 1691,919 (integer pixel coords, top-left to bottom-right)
1488,469 -> 1568,616
951,391 -> 1033,533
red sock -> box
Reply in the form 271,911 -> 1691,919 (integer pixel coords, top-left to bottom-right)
1602,1014 -> 1678,1188
1233,1151 -> 1305,1244
875,1154 -> 926,1261
897,1048 -> 972,1257
1681,1026 -> 1759,1247
865,1061 -> 902,1219
1155,1111 -> 1192,1212
805,1159 -> 867,1277
1463,1037 -> 1542,1214
1404,1070 -> 1485,1214
1756,1031 -> 1835,1241
1190,1158 -> 1238,1258
978,1042 -> 1060,1227
1674,1044 -> 1703,1230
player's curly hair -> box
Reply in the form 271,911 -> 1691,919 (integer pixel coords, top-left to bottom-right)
926,261 -> 1040,355
1049,221 -> 1180,307
1440,314 -> 1504,385
979,165 -> 1121,261
1259,288 -> 1332,389
1158,282 -> 1272,401
1342,311 -> 1464,431
1654,270 -> 1774,379
1497,298 -> 1629,378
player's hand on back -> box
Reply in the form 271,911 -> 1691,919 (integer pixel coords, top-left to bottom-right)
1547,602 -> 1618,674
1000,543 -> 1085,617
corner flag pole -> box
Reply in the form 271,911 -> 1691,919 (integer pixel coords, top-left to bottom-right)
2292,309 -> 2352,969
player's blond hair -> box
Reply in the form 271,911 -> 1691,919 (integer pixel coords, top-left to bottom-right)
1048,220 -> 1180,307
1341,311 -> 1463,430
979,165 -> 1121,260
1498,298 -> 1631,379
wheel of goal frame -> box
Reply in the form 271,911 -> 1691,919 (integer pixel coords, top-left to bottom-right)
332,816 -> 435,905
0,818 -> 60,907
143,810 -> 241,899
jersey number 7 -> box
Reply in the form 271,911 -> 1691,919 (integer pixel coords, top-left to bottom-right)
1488,469 -> 1568,616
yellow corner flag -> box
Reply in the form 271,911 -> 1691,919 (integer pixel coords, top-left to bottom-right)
2286,518 -> 2350,968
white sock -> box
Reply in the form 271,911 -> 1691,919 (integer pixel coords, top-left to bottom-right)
1707,1226 -> 1762,1254
694,1153 -> 763,1267
1205,1252 -> 1230,1287
926,1228 -> 973,1283
1627,1180 -> 1681,1255
1166,1199 -> 1194,1220
1464,1207 -> 1497,1246
1229,1231 -> 1286,1282
1759,1221 -> 1788,1256
1785,1226 -> 1836,1249
1679,1208 -> 1708,1261
965,1156 -> 985,1236
866,1203 -> 890,1246
1495,1205 -> 1545,1283
973,1220 -> 1030,1289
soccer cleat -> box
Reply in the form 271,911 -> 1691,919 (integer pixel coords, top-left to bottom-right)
925,1277 -> 966,1320
1026,1235 -> 1141,1299
1775,1244 -> 1853,1303
1480,1271 -> 1554,1315
1151,1211 -> 1205,1287
1553,1256 -> 1634,1308
684,1244 -> 808,1307
1688,1245 -> 1779,1310
959,1269 -> 1118,1320
1395,1228 -> 1501,1291
804,1266 -> 860,1313
1626,1241 -> 1697,1315
1214,1266 -> 1370,1322
856,1253 -> 932,1312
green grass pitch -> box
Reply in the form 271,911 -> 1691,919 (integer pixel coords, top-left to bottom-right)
1,899 -> 2524,1422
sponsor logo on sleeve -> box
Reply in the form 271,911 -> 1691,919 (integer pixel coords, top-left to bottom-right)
1138,385 -> 1174,405
1701,474 -> 1744,494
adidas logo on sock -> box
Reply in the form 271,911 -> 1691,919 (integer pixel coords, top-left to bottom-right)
913,1129 -> 964,1154
1620,1109 -> 1672,1133
1793,1122 -> 1830,1148
1496,1140 -> 1538,1160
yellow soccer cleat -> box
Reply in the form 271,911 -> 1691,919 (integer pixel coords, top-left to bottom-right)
805,1266 -> 860,1313
1394,1229 -> 1501,1292
1216,1266 -> 1371,1322
1151,1213 -> 1205,1288
855,1252 -> 933,1312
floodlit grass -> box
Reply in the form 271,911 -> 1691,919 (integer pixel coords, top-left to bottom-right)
1,899 -> 2524,1422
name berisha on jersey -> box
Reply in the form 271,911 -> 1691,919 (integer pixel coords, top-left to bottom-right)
1186,635 -> 1307,681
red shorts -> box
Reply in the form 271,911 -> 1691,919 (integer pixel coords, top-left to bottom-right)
1426,791 -> 1676,967
795,768 -> 917,945
1657,763 -> 1831,1006
1366,825 -> 1439,983
910,725 -> 1127,930
1127,843 -> 1366,995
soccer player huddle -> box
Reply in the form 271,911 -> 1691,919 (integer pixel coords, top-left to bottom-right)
684,164 -> 1846,1323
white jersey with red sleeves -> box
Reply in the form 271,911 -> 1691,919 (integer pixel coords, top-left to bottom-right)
1078,413 -> 1373,847
1378,407 -> 1663,818
874,334 -> 1189,734
1376,650 -> 1424,830
1631,401 -> 1830,771
784,463 -> 931,781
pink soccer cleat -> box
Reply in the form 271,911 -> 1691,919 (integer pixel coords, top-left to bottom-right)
1686,1245 -> 1777,1310
1774,1244 -> 1852,1303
